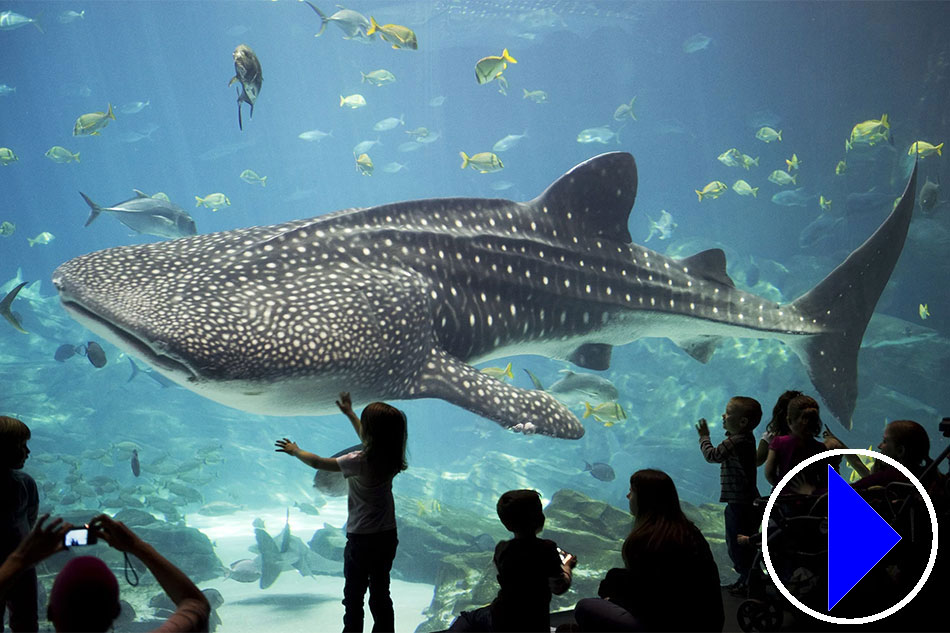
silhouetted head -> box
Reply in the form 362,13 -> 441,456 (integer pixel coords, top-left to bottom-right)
360,402 -> 408,478
48,556 -> 120,632
725,396 -> 762,433
628,469 -> 684,521
787,394 -> 822,438
0,415 -> 30,469
497,489 -> 545,535
879,419 -> 931,474
768,390 -> 803,435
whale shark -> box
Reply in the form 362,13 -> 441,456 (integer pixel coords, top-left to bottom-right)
51,153 -> 916,439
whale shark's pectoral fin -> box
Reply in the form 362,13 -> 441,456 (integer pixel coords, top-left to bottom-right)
410,348 -> 585,439
671,335 -> 722,363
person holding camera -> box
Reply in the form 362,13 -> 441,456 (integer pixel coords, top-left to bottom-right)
449,489 -> 576,632
0,513 -> 210,632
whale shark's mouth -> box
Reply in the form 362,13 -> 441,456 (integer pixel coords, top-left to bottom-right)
58,296 -> 197,381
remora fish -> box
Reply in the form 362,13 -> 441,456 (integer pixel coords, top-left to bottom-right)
79,190 -> 198,239
229,44 -> 262,131
52,153 -> 917,436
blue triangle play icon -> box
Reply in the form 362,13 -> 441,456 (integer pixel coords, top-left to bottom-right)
828,464 -> 902,610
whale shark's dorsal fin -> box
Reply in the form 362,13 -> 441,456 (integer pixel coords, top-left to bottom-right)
529,152 -> 636,242
680,248 -> 735,288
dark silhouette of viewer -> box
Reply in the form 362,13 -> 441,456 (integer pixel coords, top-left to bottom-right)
276,392 -> 408,633
754,390 -> 801,467
449,489 -> 576,632
573,469 -> 723,632
697,396 -> 761,595
0,513 -> 210,632
0,415 -> 39,632
764,394 -> 841,489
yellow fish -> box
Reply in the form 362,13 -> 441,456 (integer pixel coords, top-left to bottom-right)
367,17 -> 417,50
695,181 -> 727,201
45,146 -> 80,163
908,141 -> 943,158
523,89 -> 548,103
27,231 -> 55,246
0,147 -> 18,165
73,103 -> 116,136
768,170 -> 797,186
731,180 -> 758,197
583,401 -> 626,427
240,169 -> 267,187
755,126 -> 782,143
835,160 -> 847,175
339,94 -> 367,109
474,48 -> 517,85
846,114 -> 889,150
849,446 -> 875,483
480,362 -> 513,380
820,195 -> 832,212
785,153 -> 801,171
355,153 -> 373,176
459,151 -> 503,173
919,303 -> 930,320
740,154 -> 759,170
195,193 -> 231,211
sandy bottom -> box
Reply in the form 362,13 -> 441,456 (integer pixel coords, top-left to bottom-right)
186,508 -> 434,633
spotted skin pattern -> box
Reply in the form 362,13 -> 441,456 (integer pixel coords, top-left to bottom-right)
52,153 -> 917,437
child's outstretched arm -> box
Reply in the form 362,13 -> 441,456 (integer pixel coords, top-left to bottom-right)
336,392 -> 362,439
275,438 -> 342,472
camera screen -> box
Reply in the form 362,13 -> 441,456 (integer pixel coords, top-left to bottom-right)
64,528 -> 89,547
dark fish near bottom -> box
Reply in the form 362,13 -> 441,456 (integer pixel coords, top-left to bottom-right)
84,341 -> 107,368
54,343 -> 80,362
584,461 -> 616,482
131,449 -> 141,477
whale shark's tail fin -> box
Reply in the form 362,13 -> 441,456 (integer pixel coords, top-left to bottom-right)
789,161 -> 917,429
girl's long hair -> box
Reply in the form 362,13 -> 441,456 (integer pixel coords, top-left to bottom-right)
622,469 -> 697,567
787,394 -> 822,438
360,402 -> 408,479
767,390 -> 802,435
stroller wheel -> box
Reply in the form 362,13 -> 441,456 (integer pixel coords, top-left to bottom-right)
737,598 -> 783,632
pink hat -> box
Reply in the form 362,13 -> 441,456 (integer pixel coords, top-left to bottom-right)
48,556 -> 119,631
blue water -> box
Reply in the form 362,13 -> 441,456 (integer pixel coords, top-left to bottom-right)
2,1 -> 948,630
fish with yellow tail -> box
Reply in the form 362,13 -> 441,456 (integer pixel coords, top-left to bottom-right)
480,362 -> 513,381
460,151 -> 504,173
355,153 -> 373,176
340,94 -> 366,109
73,104 -> 115,136
229,44 -> 262,131
583,401 -> 626,427
475,48 -> 516,85
367,16 -> 417,49
835,160 -> 847,175
45,146 -> 80,164
0,148 -> 18,165
785,153 -> 801,171
695,180 -> 727,201
908,140 -> 943,158
195,193 -> 231,212
820,195 -> 832,212
28,231 -> 54,246
755,126 -> 782,143
846,114 -> 889,150
732,180 -> 758,197
919,303 -> 930,320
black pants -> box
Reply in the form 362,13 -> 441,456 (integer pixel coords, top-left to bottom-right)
725,502 -> 758,582
343,529 -> 398,633
2,567 -> 37,632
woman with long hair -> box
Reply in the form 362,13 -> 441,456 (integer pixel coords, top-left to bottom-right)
573,469 -> 724,631
276,392 -> 408,632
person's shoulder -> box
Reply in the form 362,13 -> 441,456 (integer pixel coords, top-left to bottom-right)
11,470 -> 36,486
